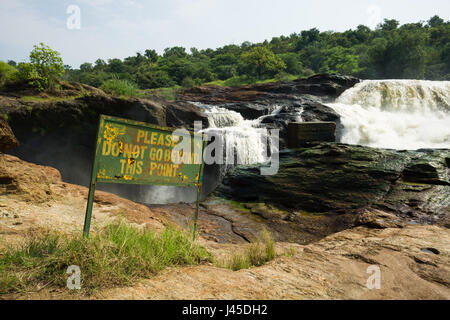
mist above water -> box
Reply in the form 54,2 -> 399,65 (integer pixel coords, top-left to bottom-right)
327,80 -> 450,150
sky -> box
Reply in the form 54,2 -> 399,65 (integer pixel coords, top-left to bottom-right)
1,0 -> 449,68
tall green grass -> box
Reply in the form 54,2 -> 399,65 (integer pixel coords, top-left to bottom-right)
100,78 -> 141,97
0,221 -> 211,294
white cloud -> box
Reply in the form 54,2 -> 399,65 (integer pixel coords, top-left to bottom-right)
76,0 -> 114,7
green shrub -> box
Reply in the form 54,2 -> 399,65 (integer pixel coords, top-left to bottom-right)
0,221 -> 211,294
181,76 -> 195,88
0,61 -> 19,87
100,78 -> 141,97
16,43 -> 65,91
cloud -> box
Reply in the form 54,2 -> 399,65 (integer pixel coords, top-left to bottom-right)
1,0 -> 449,67
76,0 -> 114,7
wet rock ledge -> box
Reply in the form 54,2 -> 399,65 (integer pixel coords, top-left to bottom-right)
217,142 -> 450,225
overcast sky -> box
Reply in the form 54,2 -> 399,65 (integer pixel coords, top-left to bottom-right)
1,0 -> 449,68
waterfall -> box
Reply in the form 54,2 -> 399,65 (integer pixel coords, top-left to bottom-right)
327,80 -> 450,150
198,105 -> 271,165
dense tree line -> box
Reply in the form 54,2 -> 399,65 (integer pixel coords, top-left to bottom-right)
52,16 -> 450,89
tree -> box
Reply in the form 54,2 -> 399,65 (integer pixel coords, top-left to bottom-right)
135,64 -> 174,88
80,62 -> 93,72
322,46 -> 362,75
144,49 -> 158,63
211,53 -> 239,79
368,24 -> 427,79
94,59 -> 107,70
107,58 -> 125,73
63,16 -> 450,87
163,47 -> 187,59
18,43 -> 64,91
428,15 -> 444,28
378,19 -> 400,32
241,46 -> 286,79
279,52 -> 302,75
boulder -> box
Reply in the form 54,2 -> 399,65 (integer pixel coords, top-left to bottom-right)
287,122 -> 336,147
355,209 -> 405,229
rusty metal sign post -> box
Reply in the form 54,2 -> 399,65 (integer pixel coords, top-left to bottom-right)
83,115 -> 206,240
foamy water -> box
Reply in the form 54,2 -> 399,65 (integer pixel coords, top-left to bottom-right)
327,80 -> 450,149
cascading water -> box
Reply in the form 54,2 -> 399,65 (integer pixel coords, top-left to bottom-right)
195,103 -> 283,165
327,80 -> 450,150
137,103 -> 292,204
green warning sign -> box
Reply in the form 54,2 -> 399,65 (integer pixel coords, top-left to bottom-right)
95,115 -> 204,186
83,115 -> 205,238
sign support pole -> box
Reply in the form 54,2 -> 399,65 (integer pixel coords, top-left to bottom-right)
192,140 -> 206,241
83,166 -> 98,237
83,117 -> 103,238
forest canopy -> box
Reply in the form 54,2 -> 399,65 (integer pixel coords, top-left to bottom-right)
7,16 -> 450,91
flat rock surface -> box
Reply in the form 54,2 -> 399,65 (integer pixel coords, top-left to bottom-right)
8,224 -> 448,300
92,225 -> 449,300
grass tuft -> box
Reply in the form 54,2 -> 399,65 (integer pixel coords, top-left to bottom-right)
216,229 -> 276,271
0,221 -> 211,294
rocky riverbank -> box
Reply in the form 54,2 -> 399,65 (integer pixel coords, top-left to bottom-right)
0,151 -> 448,300
0,74 -> 360,203
0,80 -> 449,299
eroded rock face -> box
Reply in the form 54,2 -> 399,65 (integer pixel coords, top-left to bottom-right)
0,115 -> 18,152
182,74 -> 360,103
0,88 -> 206,190
0,153 -> 60,202
217,142 -> 450,224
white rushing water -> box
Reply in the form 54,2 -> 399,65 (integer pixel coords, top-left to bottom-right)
194,103 -> 305,166
327,80 -> 450,150
199,105 -> 271,165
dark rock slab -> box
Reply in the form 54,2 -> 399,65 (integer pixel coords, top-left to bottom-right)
217,142 -> 450,223
287,122 -> 336,148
